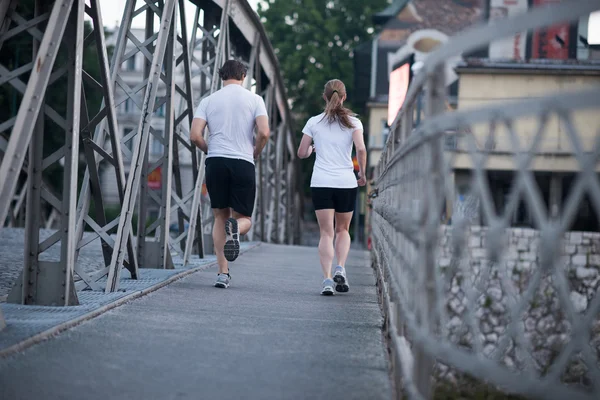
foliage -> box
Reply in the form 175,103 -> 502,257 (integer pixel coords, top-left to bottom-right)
258,0 -> 386,119
257,0 -> 387,194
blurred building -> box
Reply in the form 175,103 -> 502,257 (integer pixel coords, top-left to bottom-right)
354,0 -> 483,246
355,0 -> 600,245
354,0 -> 483,179
447,1 -> 600,231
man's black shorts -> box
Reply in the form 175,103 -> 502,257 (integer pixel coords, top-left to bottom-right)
311,187 -> 357,213
205,157 -> 255,217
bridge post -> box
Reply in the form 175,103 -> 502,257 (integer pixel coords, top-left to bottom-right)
255,53 -> 266,242
135,4 -> 177,270
168,0 -> 204,257
412,64 -> 446,399
105,0 -> 177,292
73,0 -> 139,290
265,84 -> 278,243
247,32 -> 261,242
3,0 -> 83,306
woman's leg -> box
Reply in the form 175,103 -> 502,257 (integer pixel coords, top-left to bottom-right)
334,211 -> 353,268
315,209 -> 335,279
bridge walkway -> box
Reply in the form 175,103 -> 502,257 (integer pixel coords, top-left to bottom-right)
0,243 -> 392,400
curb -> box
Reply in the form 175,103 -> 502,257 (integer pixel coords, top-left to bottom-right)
0,242 -> 262,358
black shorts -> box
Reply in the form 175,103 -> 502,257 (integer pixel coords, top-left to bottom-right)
205,157 -> 255,217
311,187 -> 357,213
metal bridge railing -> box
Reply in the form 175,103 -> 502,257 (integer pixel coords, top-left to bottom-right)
0,0 -> 301,315
371,1 -> 600,399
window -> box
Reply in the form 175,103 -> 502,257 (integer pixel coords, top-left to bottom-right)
126,56 -> 135,71
151,131 -> 164,155
381,120 -> 390,147
124,98 -> 131,114
444,133 -> 457,150
157,102 -> 165,117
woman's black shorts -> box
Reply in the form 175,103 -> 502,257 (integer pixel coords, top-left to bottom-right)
205,157 -> 255,217
311,187 -> 357,213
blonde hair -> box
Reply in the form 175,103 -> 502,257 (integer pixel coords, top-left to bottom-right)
322,79 -> 355,129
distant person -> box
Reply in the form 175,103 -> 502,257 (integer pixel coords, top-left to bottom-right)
297,79 -> 366,295
190,60 -> 270,289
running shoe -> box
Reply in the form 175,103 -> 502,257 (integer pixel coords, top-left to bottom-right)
333,265 -> 349,293
224,217 -> 240,262
321,278 -> 335,296
215,273 -> 231,288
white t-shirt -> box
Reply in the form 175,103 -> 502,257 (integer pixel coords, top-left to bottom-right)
194,84 -> 268,164
302,113 -> 363,188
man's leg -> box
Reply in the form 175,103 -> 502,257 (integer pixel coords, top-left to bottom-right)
232,211 -> 252,235
213,208 -> 232,274
226,158 -> 256,261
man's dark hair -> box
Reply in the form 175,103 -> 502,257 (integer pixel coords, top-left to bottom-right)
218,60 -> 247,81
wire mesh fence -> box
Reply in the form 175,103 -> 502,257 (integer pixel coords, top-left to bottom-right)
370,1 -> 600,399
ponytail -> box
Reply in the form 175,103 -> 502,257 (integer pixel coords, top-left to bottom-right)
322,80 -> 355,129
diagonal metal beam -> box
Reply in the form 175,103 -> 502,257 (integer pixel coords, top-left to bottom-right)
0,0 -> 74,234
74,0 -> 139,283
105,0 -> 177,292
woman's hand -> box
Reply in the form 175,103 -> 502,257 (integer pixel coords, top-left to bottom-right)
357,171 -> 366,186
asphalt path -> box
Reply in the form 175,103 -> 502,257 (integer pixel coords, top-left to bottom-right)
0,243 -> 392,400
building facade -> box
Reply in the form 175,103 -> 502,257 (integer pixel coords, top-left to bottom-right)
447,61 -> 600,231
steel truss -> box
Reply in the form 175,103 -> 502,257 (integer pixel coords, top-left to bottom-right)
371,1 -> 600,399
0,0 -> 300,321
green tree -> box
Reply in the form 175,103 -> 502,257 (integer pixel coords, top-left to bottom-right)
257,0 -> 387,196
258,0 -> 387,120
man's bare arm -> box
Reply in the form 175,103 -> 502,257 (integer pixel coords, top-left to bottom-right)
190,118 -> 208,154
254,115 -> 270,159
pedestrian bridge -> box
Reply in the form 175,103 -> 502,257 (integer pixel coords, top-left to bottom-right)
1,0 -> 600,399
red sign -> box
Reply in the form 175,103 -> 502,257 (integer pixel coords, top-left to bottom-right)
388,63 -> 410,126
531,0 -> 570,59
352,156 -> 359,172
148,167 -> 161,189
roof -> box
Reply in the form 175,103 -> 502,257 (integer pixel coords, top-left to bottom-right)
378,0 -> 482,43
367,0 -> 482,101
373,0 -> 410,25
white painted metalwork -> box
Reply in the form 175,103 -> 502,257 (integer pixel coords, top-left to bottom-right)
371,1 -> 600,399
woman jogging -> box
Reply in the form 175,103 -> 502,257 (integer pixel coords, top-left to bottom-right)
297,79 -> 367,295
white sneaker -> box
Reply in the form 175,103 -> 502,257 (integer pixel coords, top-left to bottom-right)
333,266 -> 349,293
321,278 -> 334,295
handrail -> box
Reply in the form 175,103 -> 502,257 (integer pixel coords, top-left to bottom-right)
371,1 -> 600,399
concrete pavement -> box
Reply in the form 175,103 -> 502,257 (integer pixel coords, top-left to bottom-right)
0,243 -> 393,400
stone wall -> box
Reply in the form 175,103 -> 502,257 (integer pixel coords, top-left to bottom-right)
436,225 -> 600,385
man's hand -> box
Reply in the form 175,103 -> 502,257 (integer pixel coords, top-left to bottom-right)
357,171 -> 367,186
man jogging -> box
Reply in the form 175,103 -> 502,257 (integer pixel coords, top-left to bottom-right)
190,60 -> 270,288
